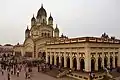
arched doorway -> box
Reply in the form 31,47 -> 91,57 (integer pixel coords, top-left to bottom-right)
56,56 -> 59,67
52,56 -> 54,65
91,58 -> 95,72
67,57 -> 70,68
115,56 -> 118,68
104,57 -> 108,68
80,59 -> 85,71
48,56 -> 50,64
61,57 -> 64,67
73,57 -> 77,70
98,57 -> 102,71
110,56 -> 113,69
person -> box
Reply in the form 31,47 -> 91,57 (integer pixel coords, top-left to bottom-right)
1,69 -> 4,75
28,73 -> 31,79
8,73 -> 10,80
50,64 -> 52,70
17,70 -> 19,77
25,71 -> 28,79
11,69 -> 13,75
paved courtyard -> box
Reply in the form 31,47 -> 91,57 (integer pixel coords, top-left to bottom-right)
0,67 -> 76,80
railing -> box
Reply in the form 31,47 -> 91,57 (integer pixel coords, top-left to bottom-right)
46,37 -> 120,45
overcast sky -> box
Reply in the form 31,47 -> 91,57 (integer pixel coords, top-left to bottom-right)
0,0 -> 120,45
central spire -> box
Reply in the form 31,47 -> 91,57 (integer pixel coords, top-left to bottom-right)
41,3 -> 43,8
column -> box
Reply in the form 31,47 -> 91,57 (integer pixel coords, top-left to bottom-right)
113,52 -> 115,68
54,53 -> 56,65
50,52 -> 52,64
59,52 -> 61,64
84,45 -> 91,72
64,53 -> 67,67
118,51 -> 120,67
77,55 -> 80,70
70,53 -> 73,69
46,52 -> 48,63
107,53 -> 110,68
95,56 -> 98,71
101,51 -> 104,69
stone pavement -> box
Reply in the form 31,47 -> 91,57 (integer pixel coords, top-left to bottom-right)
0,67 -> 77,80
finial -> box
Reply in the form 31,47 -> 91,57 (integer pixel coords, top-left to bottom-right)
50,12 -> 51,16
41,3 -> 43,7
33,14 -> 34,17
27,25 -> 29,29
56,24 -> 57,28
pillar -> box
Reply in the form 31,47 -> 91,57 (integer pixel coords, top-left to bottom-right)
107,53 -> 110,68
95,56 -> 98,71
54,53 -> 56,65
46,52 -> 48,63
70,52 -> 73,69
77,55 -> 80,70
64,53 -> 67,67
84,43 -> 91,72
113,52 -> 115,68
50,52 -> 52,64
59,53 -> 61,64
101,52 -> 104,69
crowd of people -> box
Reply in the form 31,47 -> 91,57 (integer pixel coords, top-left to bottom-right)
0,62 -> 33,80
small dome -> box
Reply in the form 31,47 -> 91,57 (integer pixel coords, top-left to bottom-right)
48,13 -> 53,21
25,26 -> 30,32
55,24 -> 59,32
31,14 -> 36,21
37,4 -> 47,18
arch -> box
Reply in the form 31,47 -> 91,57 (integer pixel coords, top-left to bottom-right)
91,58 -> 95,72
48,56 -> 50,64
61,57 -> 64,67
110,56 -> 113,69
104,57 -> 108,68
66,57 -> 70,68
80,59 -> 85,71
115,56 -> 118,68
98,57 -> 102,71
52,56 -> 54,65
73,57 -> 77,70
56,56 -> 59,67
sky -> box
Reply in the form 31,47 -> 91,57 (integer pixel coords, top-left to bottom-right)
0,0 -> 120,45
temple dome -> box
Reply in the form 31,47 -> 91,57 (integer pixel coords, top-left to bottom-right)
37,4 -> 47,18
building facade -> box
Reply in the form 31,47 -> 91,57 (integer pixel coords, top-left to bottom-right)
14,4 -> 120,72
0,44 -> 13,57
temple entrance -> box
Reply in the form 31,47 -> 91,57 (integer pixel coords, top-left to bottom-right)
110,56 -> 113,69
61,57 -> 64,67
56,57 -> 59,67
98,57 -> 102,71
73,57 -> 77,70
91,59 -> 95,72
52,56 -> 54,65
48,56 -> 50,64
104,57 -> 108,68
115,56 -> 118,68
25,52 -> 32,57
67,57 -> 70,68
80,59 -> 85,71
